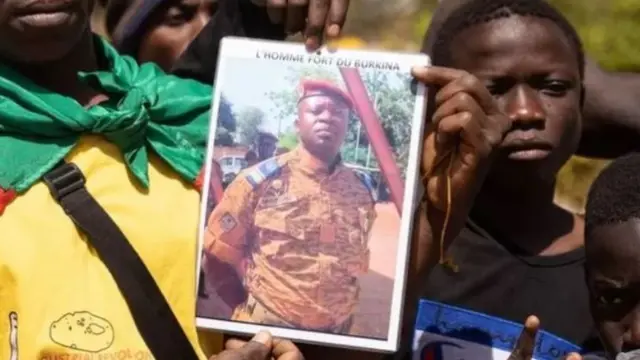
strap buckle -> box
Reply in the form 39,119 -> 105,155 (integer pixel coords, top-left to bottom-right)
43,163 -> 86,201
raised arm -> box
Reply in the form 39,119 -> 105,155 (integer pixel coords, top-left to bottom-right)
423,0 -> 640,159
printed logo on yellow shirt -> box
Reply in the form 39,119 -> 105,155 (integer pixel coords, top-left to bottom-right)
3,309 -> 154,360
9,312 -> 18,360
49,311 -> 114,353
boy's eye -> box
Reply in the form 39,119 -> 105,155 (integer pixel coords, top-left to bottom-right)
485,78 -> 513,96
594,286 -> 634,308
541,80 -> 572,96
163,5 -> 196,26
597,294 -> 624,306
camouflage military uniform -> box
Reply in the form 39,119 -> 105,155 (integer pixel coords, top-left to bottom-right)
203,146 -> 377,334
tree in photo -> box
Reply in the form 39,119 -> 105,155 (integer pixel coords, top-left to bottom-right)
358,70 -> 414,177
277,129 -> 299,150
214,94 -> 236,146
235,106 -> 266,147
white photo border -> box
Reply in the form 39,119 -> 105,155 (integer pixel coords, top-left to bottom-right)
195,36 -> 431,353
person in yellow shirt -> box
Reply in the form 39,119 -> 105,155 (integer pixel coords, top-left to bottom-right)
0,1 -> 348,360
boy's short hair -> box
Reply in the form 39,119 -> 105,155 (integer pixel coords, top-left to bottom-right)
585,152 -> 640,234
428,0 -> 585,78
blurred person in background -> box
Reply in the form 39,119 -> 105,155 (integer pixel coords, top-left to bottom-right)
101,0 -> 326,73
104,0 -> 219,71
101,0 -> 289,72
245,150 -> 259,168
254,132 -> 278,161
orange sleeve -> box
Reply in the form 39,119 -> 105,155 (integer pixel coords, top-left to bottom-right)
203,174 -> 255,269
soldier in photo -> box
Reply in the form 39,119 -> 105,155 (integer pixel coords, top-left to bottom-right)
254,132 -> 278,161
202,79 -> 378,335
245,150 -> 260,168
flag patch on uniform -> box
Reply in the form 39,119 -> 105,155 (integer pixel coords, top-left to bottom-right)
220,213 -> 237,232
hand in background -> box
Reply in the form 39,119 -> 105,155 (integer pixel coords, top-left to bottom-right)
508,316 -> 539,360
250,0 -> 350,49
507,315 -> 582,360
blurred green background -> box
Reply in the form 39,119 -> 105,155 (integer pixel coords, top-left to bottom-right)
91,0 -> 640,213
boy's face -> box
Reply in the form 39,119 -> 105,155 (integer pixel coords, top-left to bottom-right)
586,219 -> 640,357
446,16 -> 582,190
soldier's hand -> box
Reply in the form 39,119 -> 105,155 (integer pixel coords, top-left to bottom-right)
250,0 -> 350,49
220,332 -> 304,360
412,65 -> 510,214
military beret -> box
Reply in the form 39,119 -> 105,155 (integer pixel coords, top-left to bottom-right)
297,79 -> 354,109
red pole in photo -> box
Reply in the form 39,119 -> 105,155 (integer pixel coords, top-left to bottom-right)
339,67 -> 404,215
210,161 -> 225,204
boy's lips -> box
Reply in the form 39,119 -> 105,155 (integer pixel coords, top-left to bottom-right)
502,142 -> 553,161
15,12 -> 72,28
13,0 -> 75,15
12,0 -> 76,29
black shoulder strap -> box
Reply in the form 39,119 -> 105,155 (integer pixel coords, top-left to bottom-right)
43,162 -> 199,360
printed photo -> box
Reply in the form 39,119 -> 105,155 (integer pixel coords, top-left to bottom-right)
196,37 -> 429,352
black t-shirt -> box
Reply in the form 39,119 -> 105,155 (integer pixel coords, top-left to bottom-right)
409,219 -> 602,360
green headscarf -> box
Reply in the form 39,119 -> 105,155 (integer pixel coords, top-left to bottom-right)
0,36 -> 212,194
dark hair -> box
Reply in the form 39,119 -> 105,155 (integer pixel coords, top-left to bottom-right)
244,150 -> 258,162
257,132 -> 278,143
429,0 -> 585,78
585,152 -> 640,234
